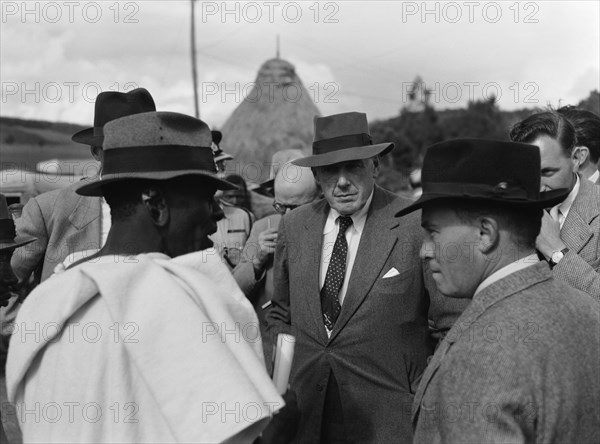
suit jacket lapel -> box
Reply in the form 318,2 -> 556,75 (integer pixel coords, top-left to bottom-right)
329,186 -> 399,342
561,178 -> 598,253
302,200 -> 329,344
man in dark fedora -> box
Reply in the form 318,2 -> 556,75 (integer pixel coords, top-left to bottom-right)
266,112 -> 457,443
396,139 -> 600,442
6,111 -> 288,442
510,110 -> 600,299
11,87 -> 156,285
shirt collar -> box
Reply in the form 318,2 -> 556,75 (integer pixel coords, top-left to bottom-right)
323,189 -> 374,235
474,254 -> 539,297
554,174 -> 580,222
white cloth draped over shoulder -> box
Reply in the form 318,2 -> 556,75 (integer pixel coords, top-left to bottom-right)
6,249 -> 283,443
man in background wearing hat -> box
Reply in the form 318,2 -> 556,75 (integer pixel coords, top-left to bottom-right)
234,161 -> 320,372
6,112 -> 286,443
400,139 -> 600,442
510,110 -> 600,299
0,194 -> 35,442
267,112 -> 449,443
209,130 -> 255,270
11,88 -> 156,285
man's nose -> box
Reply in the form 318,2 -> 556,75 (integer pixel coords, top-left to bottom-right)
336,173 -> 350,188
420,239 -> 435,261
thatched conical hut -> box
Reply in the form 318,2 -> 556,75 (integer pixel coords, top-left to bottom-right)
220,58 -> 320,183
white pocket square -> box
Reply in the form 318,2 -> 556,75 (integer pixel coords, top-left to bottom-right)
383,268 -> 400,279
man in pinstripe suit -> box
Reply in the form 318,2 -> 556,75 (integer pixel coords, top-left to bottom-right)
397,139 -> 600,443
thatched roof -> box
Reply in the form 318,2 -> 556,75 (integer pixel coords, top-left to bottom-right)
220,58 -> 320,183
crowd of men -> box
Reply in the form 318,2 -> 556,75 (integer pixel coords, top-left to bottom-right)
0,87 -> 598,443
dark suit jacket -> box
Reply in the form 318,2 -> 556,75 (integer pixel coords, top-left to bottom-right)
553,177 -> 600,300
413,261 -> 600,443
11,179 -> 102,284
267,185 -> 434,443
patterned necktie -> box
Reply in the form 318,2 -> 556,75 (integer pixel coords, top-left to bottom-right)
321,216 -> 353,331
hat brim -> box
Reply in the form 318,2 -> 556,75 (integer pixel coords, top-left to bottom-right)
252,178 -> 275,198
76,171 -> 238,197
72,128 -> 103,146
395,188 -> 570,217
293,143 -> 394,168
0,236 -> 36,252
214,153 -> 234,162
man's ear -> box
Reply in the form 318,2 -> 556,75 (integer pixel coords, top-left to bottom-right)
477,216 -> 499,254
141,188 -> 169,227
571,146 -> 590,172
90,146 -> 104,163
372,156 -> 380,179
311,167 -> 321,186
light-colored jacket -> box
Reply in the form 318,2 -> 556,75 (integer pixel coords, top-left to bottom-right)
11,179 -> 102,284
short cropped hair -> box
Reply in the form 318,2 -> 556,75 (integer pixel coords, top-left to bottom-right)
103,179 -> 154,223
449,199 -> 542,251
510,111 -> 577,157
557,106 -> 600,163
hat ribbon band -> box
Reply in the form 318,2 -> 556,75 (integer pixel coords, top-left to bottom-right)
102,145 -> 217,176
0,220 -> 17,243
313,133 -> 372,155
423,182 -> 530,200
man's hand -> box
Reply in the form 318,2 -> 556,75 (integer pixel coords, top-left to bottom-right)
536,210 -> 567,260
253,227 -> 279,275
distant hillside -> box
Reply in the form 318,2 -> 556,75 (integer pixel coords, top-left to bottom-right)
0,116 -> 88,172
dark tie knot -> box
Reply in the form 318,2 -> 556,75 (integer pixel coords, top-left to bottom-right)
337,216 -> 353,234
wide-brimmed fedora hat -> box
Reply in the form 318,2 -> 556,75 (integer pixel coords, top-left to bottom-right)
293,112 -> 394,168
396,139 -> 569,217
0,194 -> 36,252
76,112 -> 237,196
72,88 -> 156,146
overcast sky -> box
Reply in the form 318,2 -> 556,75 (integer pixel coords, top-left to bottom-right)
1,1 -> 599,128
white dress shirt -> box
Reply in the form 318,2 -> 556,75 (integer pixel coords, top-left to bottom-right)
101,197 -> 111,246
319,191 -> 374,307
474,254 -> 539,297
550,174 -> 580,229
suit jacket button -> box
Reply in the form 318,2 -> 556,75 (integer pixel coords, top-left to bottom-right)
316,384 -> 324,392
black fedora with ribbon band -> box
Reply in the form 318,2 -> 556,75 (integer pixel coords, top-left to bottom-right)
396,139 -> 570,217
76,112 -> 237,197
0,194 -> 35,252
72,88 -> 156,147
293,112 -> 394,168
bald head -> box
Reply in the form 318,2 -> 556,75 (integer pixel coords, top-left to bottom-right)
274,162 -> 319,207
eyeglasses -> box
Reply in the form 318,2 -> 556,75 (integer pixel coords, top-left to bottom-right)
272,201 -> 300,215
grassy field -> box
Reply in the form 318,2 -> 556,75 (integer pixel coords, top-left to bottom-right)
1,117 -> 88,172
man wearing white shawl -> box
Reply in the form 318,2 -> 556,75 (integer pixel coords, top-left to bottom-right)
6,111 -> 285,443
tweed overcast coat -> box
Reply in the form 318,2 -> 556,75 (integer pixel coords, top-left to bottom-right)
413,261 -> 600,444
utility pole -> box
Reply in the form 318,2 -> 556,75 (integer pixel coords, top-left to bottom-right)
190,0 -> 200,118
